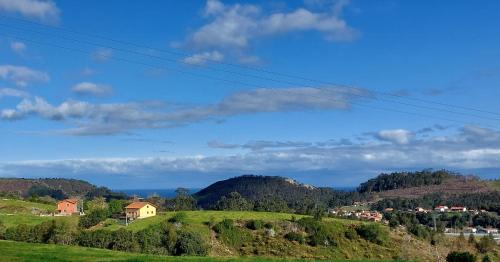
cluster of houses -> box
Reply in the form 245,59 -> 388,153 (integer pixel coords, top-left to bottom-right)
328,208 -> 383,222
381,205 -> 488,214
56,198 -> 157,221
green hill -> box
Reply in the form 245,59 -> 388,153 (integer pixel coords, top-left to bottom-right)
0,178 -> 124,200
194,175 -> 350,211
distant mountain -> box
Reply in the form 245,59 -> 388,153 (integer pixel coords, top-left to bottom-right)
194,175 -> 351,210
0,178 -> 124,200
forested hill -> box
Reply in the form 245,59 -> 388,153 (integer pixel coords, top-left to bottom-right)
0,178 -> 124,200
357,170 -> 458,193
194,175 -> 347,210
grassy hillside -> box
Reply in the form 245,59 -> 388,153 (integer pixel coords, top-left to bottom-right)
0,198 -> 77,227
1,240 -> 380,262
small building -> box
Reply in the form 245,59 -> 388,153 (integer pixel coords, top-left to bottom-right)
434,205 -> 449,212
359,211 -> 383,222
57,198 -> 79,215
384,208 -> 394,212
125,201 -> 157,220
477,227 -> 499,234
450,206 -> 467,212
463,227 -> 477,233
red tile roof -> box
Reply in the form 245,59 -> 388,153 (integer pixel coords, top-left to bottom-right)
58,198 -> 78,204
125,202 -> 153,209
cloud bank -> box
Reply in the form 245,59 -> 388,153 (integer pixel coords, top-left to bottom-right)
0,86 -> 369,135
1,126 -> 499,187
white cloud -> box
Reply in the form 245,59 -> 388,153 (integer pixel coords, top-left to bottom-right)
0,88 -> 29,99
91,48 -> 113,62
2,126 -> 500,186
0,86 -> 370,135
189,0 -> 357,50
0,0 -> 59,23
0,65 -> 49,87
182,51 -> 224,65
10,41 -> 26,55
375,129 -> 414,145
72,82 -> 112,97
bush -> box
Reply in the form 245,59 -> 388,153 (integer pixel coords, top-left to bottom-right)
175,231 -> 208,256
297,217 -> 336,246
284,232 -> 305,244
76,230 -> 113,249
213,219 -> 251,248
168,212 -> 187,224
356,224 -> 388,245
476,234 -> 496,253
344,227 -> 358,240
111,229 -> 140,252
79,209 -> 110,228
446,251 -> 476,262
0,220 -> 5,239
245,220 -> 263,230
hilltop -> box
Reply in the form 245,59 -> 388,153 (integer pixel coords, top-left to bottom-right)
356,170 -> 495,199
0,178 -> 124,200
194,175 -> 346,210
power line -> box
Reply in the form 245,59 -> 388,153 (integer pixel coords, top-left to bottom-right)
1,14 -> 499,118
0,31 -> 498,129
1,23 -> 500,124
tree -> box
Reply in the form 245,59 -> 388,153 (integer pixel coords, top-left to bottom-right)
78,209 -> 110,228
214,192 -> 253,211
108,199 -> 125,214
165,188 -> 197,211
86,197 -> 108,212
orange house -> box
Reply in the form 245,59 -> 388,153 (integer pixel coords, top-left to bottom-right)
57,198 -> 79,215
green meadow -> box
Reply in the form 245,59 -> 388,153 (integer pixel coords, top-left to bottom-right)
0,240 -> 388,262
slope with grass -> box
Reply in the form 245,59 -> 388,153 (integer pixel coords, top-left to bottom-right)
2,240 -> 369,262
0,198 -> 77,227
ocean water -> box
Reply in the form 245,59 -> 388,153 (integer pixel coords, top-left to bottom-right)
117,188 -> 201,198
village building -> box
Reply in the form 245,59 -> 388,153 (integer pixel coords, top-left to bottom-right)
383,208 -> 394,212
434,205 -> 449,212
477,227 -> 499,234
57,198 -> 80,215
414,207 -> 426,212
358,211 -> 383,222
450,206 -> 467,212
125,201 -> 157,220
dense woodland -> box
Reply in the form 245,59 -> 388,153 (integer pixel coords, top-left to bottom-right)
357,170 -> 456,193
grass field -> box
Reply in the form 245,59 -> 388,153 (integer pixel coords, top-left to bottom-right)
0,198 -> 55,214
489,180 -> 500,191
0,240 -> 385,262
0,199 -> 77,227
102,211 -> 308,232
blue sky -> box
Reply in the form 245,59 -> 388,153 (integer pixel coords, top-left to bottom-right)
1,0 -> 500,189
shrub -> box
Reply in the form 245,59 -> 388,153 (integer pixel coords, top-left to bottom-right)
76,230 -> 113,249
175,231 -> 208,256
136,227 -> 166,255
213,219 -> 251,248
168,212 -> 187,224
284,232 -> 305,244
110,229 -> 140,252
446,251 -> 476,262
245,220 -> 263,230
79,209 -> 110,228
476,234 -> 496,253
297,217 -> 336,246
0,220 -> 5,239
344,227 -> 358,240
356,223 -> 388,245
